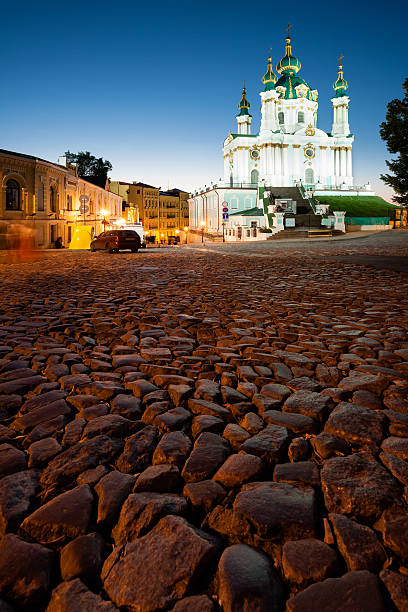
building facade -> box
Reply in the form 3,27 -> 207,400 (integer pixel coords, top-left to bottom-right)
110,181 -> 189,242
188,33 -> 374,239
0,149 -> 122,247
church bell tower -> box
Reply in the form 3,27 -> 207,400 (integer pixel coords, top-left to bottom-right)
236,84 -> 252,135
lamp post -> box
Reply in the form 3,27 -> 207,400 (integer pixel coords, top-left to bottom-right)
100,209 -> 108,232
200,221 -> 205,243
183,226 -> 189,244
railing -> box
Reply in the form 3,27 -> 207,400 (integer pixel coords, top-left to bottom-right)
191,182 -> 258,195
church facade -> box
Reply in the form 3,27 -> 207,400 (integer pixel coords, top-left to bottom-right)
224,37 -> 353,190
188,33 -> 373,238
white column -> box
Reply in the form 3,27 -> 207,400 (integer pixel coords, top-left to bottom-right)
341,148 -> 347,179
275,145 -> 282,179
347,148 -> 352,182
282,145 -> 289,184
319,147 -> 326,183
330,147 -> 336,186
293,146 -> 300,181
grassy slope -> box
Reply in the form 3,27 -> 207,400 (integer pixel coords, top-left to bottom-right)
315,195 -> 397,217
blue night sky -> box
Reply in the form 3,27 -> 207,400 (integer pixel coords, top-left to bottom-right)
1,0 -> 407,200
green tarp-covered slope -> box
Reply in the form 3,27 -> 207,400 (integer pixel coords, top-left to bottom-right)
314,195 -> 397,218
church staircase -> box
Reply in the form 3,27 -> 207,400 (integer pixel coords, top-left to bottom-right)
266,185 -> 324,233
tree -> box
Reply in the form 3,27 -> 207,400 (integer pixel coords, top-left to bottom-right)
65,151 -> 113,189
380,78 -> 408,205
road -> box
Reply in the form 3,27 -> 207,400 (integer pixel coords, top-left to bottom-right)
0,230 -> 407,610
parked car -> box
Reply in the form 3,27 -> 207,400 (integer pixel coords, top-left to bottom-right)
90,230 -> 141,253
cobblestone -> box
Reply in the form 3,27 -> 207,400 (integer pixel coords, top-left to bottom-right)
0,232 -> 407,610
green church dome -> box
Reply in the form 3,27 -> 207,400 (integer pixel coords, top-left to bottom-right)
237,84 -> 251,116
333,58 -> 349,97
276,36 -> 301,75
274,73 -> 313,100
262,50 -> 277,91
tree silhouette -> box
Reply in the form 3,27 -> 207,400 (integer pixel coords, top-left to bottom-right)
380,78 -> 408,204
65,151 -> 113,189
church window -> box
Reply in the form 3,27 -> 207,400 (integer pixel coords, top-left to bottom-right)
298,111 -> 305,123
278,112 -> 284,124
5,179 -> 21,210
305,168 -> 315,185
66,194 -> 72,211
250,169 -> 259,185
245,197 -> 252,209
230,198 -> 238,209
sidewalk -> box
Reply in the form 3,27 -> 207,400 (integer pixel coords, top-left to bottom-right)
183,230 -> 389,247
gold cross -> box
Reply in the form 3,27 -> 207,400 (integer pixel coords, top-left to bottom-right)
286,23 -> 292,36
243,79 -> 246,90
268,47 -> 272,58
339,54 -> 344,64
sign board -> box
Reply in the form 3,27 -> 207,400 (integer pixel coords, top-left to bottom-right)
285,218 -> 295,227
222,201 -> 228,206
79,195 -> 89,204
222,213 -> 229,221
79,204 -> 89,214
222,207 -> 229,213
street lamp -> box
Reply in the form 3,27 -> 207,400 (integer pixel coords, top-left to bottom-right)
200,221 -> 205,243
100,209 -> 108,231
184,226 -> 189,244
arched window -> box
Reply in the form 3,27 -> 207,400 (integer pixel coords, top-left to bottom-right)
229,174 -> 233,187
305,168 -> 314,185
50,185 -> 57,212
251,169 -> 259,185
6,179 -> 21,210
278,112 -> 284,124
298,111 -> 305,123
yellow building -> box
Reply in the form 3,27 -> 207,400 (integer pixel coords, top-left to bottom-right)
0,149 -> 122,247
110,180 -> 189,243
158,189 -> 189,243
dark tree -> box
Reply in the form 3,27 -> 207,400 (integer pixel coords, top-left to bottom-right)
65,151 -> 113,189
380,78 -> 408,204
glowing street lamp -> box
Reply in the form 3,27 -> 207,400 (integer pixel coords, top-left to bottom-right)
100,208 -> 108,230
184,226 -> 189,244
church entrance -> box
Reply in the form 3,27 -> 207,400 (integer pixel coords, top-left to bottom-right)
305,168 -> 314,186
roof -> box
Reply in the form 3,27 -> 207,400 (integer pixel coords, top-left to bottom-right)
134,182 -> 159,189
0,148 -> 67,171
275,73 -> 313,100
230,207 -> 265,217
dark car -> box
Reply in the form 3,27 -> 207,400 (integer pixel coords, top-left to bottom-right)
90,230 -> 141,253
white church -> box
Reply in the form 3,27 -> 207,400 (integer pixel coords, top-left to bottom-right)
188,31 -> 375,239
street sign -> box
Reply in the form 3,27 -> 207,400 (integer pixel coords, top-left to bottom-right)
222,207 -> 229,213
79,195 -> 89,204
79,204 -> 89,214
222,213 -> 229,220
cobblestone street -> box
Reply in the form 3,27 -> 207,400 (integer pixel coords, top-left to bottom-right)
0,231 -> 407,611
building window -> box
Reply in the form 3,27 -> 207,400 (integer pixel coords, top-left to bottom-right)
278,112 -> 284,124
298,111 -> 305,123
6,179 -> 21,210
66,194 -> 73,211
230,198 -> 238,209
50,185 -> 57,212
37,183 -> 45,211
